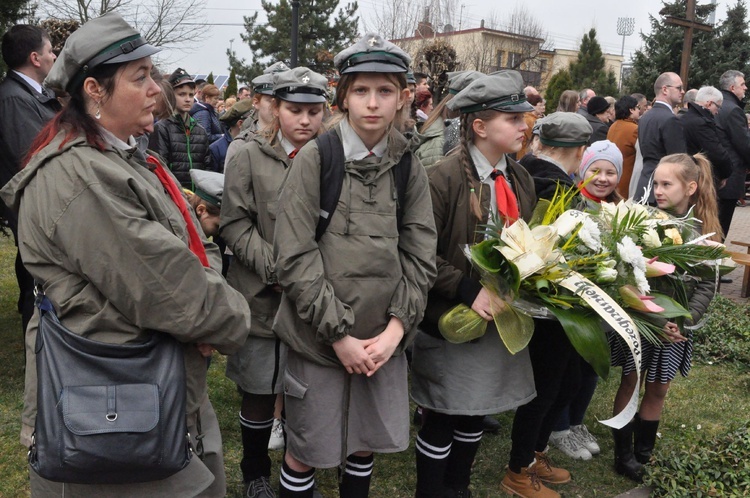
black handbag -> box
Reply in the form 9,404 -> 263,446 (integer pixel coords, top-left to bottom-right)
29,292 -> 192,484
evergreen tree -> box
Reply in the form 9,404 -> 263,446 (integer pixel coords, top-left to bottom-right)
207,72 -> 215,85
225,68 -> 238,99
696,0 -> 750,85
229,0 -> 359,84
568,28 -> 619,97
626,1 -> 716,98
544,69 -> 574,113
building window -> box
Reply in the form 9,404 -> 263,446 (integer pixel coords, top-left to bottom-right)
540,59 -> 548,74
497,50 -> 505,68
509,52 -> 522,68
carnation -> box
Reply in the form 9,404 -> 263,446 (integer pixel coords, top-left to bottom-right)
578,217 -> 602,252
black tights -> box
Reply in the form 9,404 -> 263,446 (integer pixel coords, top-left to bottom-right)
508,320 -> 581,472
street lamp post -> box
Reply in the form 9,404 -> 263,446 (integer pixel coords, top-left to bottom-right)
617,18 -> 635,91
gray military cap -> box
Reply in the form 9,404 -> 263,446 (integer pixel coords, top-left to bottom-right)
407,71 -> 417,85
252,73 -> 275,96
220,98 -> 255,124
190,170 -> 224,207
264,61 -> 291,74
447,71 -> 534,113
447,70 -> 485,95
46,12 -> 161,92
273,67 -> 328,104
334,33 -> 411,74
538,112 -> 593,147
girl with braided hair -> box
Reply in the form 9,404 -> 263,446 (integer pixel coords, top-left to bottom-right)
410,71 -> 538,498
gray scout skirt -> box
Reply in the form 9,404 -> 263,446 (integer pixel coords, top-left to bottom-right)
226,335 -> 287,395
283,349 -> 410,469
410,324 -> 536,415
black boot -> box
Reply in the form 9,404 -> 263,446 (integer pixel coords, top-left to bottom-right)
612,421 -> 643,483
634,415 -> 660,465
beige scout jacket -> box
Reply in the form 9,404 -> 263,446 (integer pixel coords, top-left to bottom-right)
221,136 -> 290,338
272,125 -> 438,367
0,131 -> 251,453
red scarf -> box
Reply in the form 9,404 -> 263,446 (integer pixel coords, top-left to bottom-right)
147,155 -> 209,267
578,181 -> 603,203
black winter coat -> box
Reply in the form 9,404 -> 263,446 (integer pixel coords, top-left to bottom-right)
681,102 -> 733,185
581,110 -> 609,145
519,154 -> 575,200
636,102 -> 687,202
148,114 -> 214,188
715,90 -> 750,200
0,72 -> 61,189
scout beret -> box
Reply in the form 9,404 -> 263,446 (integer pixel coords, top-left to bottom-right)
189,169 -> 224,208
447,71 -> 533,113
46,12 -> 161,92
447,71 -> 484,95
538,112 -> 593,147
273,67 -> 328,104
334,33 -> 411,74
264,61 -> 291,74
252,73 -> 275,96
587,96 -> 611,116
579,140 -> 623,178
168,67 -> 194,89
220,98 -> 255,123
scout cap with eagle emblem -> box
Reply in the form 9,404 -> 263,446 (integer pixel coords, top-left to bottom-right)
447,70 -> 534,114
334,33 -> 411,74
273,67 -> 328,104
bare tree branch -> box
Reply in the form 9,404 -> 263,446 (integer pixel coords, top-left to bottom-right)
39,0 -> 206,50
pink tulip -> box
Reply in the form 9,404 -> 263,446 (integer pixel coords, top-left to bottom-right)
645,257 -> 676,278
619,285 -> 665,313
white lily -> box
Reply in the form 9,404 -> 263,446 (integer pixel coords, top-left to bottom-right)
498,220 -> 562,279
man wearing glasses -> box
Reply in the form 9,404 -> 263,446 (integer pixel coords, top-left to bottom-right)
681,86 -> 733,196
634,72 -> 687,202
715,70 -> 750,239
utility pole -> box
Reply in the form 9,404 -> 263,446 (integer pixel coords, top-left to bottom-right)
291,0 -> 300,68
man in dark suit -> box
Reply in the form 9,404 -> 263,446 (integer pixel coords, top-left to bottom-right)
715,70 -> 750,239
634,72 -> 687,202
681,85 -> 733,195
0,25 -> 61,333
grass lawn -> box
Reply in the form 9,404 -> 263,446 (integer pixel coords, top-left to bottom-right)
1,234 -> 749,497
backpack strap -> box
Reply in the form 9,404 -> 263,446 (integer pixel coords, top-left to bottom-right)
315,131 -> 345,241
394,150 -> 412,231
314,129 -> 413,241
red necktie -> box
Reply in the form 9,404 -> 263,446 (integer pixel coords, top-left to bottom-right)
147,155 -> 210,268
491,169 -> 519,224
288,149 -> 298,159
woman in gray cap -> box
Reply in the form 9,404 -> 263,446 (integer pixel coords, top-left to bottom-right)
410,71 -> 539,498
271,33 -> 437,498
220,66 -> 328,498
0,12 -> 251,497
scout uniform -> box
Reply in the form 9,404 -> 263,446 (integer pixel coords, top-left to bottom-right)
0,12 -> 251,497
411,71 -> 540,498
221,67 -> 328,498
273,34 -> 437,498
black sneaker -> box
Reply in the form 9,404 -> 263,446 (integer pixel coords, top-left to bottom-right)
246,476 -> 275,498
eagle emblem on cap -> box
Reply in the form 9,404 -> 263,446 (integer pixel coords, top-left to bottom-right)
367,36 -> 378,47
301,74 -> 310,83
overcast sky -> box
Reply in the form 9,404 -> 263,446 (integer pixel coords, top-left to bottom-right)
159,0 -> 729,82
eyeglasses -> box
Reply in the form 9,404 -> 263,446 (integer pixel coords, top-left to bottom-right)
710,101 -> 722,110
665,85 -> 684,91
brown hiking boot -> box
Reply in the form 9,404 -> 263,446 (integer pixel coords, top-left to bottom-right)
532,451 -> 571,484
501,466 -> 560,498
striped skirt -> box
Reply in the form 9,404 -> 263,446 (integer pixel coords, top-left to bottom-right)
608,330 -> 693,383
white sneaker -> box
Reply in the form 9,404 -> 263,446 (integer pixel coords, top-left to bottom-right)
549,429 -> 592,460
571,424 -> 600,455
268,419 -> 284,451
